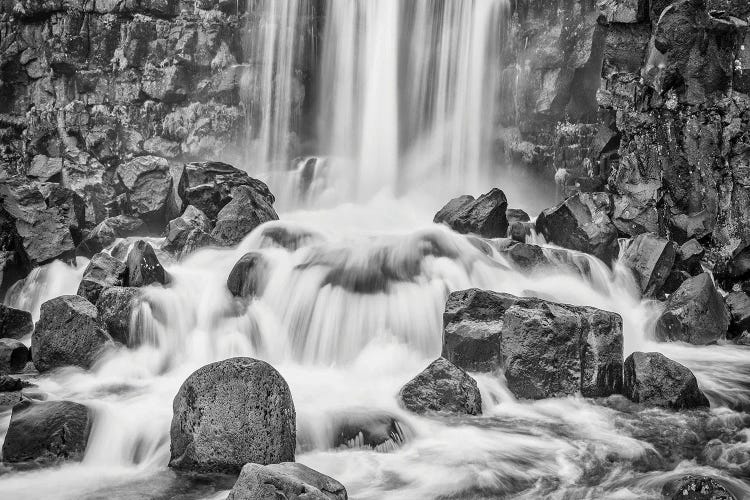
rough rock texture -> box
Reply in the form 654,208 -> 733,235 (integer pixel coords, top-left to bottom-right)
661,474 -> 736,500
126,240 -> 169,287
76,215 -> 145,257
0,304 -> 34,339
1,400 -> 92,464
329,410 -> 409,450
96,286 -> 142,345
620,232 -> 676,297
76,251 -> 127,303
0,338 -> 30,374
211,185 -> 279,246
398,357 -> 482,415
169,357 -> 296,474
228,462 -> 348,500
655,273 -> 730,345
433,188 -> 509,238
623,352 -> 709,409
116,155 -> 175,229
227,252 -> 268,298
162,204 -> 213,258
725,291 -> 750,340
32,294 -> 113,372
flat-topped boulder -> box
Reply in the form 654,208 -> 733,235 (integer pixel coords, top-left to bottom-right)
398,357 -> 482,415
623,352 -> 709,410
434,188 -> 508,238
228,462 -> 348,500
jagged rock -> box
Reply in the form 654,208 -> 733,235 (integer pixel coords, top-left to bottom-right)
330,410 -> 409,451
76,252 -> 127,304
506,208 -> 530,224
228,462 -> 348,500
162,205 -> 213,258
610,194 -> 660,237
398,357 -> 482,415
96,287 -> 142,345
620,232 -> 675,297
661,475 -> 736,500
0,375 -> 31,392
227,252 -> 269,298
211,185 -> 279,247
27,155 -> 63,181
677,238 -> 705,273
32,295 -> 113,372
116,155 -> 175,229
655,273 -> 730,345
494,239 -> 549,271
1,400 -> 92,464
623,352 -> 709,409
0,339 -> 30,375
126,240 -> 170,287
0,304 -> 34,339
662,269 -> 691,295
725,291 -> 750,341
169,357 -> 296,474
433,188 -> 509,238
77,215 -> 145,257
61,152 -> 116,226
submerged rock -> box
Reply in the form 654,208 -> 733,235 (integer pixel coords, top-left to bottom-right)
126,240 -> 170,287
228,462 -> 348,500
76,215 -> 145,257
0,339 -> 30,375
169,357 -> 295,474
96,287 -> 142,345
661,474 -> 736,500
433,188 -> 509,238
398,357 -> 482,415
623,352 -> 709,410
76,252 -> 127,304
620,232 -> 675,297
211,185 -> 279,247
0,304 -> 33,339
331,409 -> 410,451
227,252 -> 269,298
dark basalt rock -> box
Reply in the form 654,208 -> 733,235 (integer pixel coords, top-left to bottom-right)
331,409 -> 410,451
0,375 -> 32,392
76,252 -> 127,304
116,155 -> 175,230
655,273 -> 730,345
32,295 -> 113,372
0,339 -> 30,375
77,215 -> 145,258
725,291 -> 750,340
494,240 -> 550,271
398,357 -> 482,415
228,462 -> 348,500
1,400 -> 92,464
661,474 -> 736,500
126,240 -> 170,287
433,188 -> 509,238
96,286 -> 142,345
623,352 -> 709,410
0,304 -> 34,339
169,357 -> 296,474
506,208 -> 530,224
211,185 -> 279,247
162,205 -> 213,258
620,232 -> 676,297
227,252 -> 269,298
677,238 -> 705,274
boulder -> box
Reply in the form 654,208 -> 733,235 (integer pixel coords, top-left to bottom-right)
32,295 -> 113,372
169,357 -> 296,474
623,352 -> 709,409
398,357 -> 482,415
661,474 -> 736,500
96,287 -> 142,345
162,205 -> 213,258
211,185 -> 279,247
725,291 -> 750,341
508,221 -> 533,243
494,240 -> 549,271
126,240 -> 170,287
77,215 -> 145,257
0,304 -> 34,339
0,339 -> 30,374
228,462 -> 348,500
536,192 -> 619,264
506,208 -> 530,224
116,155 -> 175,229
1,400 -> 92,464
76,252 -> 127,304
655,273 -> 730,345
227,252 -> 269,298
677,238 -> 704,274
620,232 -> 675,297
433,188 -> 509,238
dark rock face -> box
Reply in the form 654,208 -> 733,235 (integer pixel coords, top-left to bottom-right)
126,240 -> 169,287
623,352 -> 709,409
433,188 -> 509,238
398,357 -> 482,415
77,252 -> 127,304
661,474 -> 736,500
725,291 -> 750,340
76,216 -> 145,257
0,339 -> 30,374
228,462 -> 348,500
162,205 -> 213,258
655,273 -> 730,345
620,232 -> 675,297
96,287 -> 142,345
1,400 -> 92,464
32,295 -> 113,372
0,304 -> 34,339
169,357 -> 296,474
116,155 -> 175,229
211,185 -> 279,247
330,410 -> 409,451
227,252 -> 269,298
494,239 -> 550,271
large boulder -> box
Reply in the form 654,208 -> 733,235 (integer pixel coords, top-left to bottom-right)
620,232 -> 676,297
433,188 -> 509,238
96,287 -> 142,345
169,357 -> 296,474
126,240 -> 170,287
76,252 -> 127,304
162,205 -> 214,258
228,462 -> 348,500
0,339 -> 30,374
32,295 -> 114,372
211,185 -> 279,247
227,252 -> 269,298
655,273 -> 730,345
116,155 -> 175,230
76,215 -> 145,257
661,475 -> 736,500
398,357 -> 482,415
1,400 -> 92,464
623,352 -> 709,409
0,304 -> 34,339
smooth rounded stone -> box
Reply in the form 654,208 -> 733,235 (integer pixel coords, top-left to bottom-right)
0,304 -> 33,339
433,188 -> 509,238
1,400 -> 92,464
661,474 -> 736,500
32,295 -> 114,372
227,252 -> 269,298
623,352 -> 709,410
228,462 -> 348,500
116,155 -> 174,229
398,357 -> 482,415
620,232 -> 676,297
725,291 -> 750,340
169,357 -> 296,474
655,273 -> 730,345
211,185 -> 279,247
76,252 -> 127,304
126,240 -> 170,287
162,205 -> 213,257
331,409 -> 410,451
96,286 -> 142,345
0,339 -> 30,374
77,215 -> 145,257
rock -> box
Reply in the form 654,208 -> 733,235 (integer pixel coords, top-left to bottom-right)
725,291 -> 750,340
76,252 -> 127,304
736,331 -> 750,346
227,252 -> 269,298
228,462 -> 348,500
0,375 -> 32,392
1,400 -> 92,464
330,410 -> 409,451
506,208 -> 530,224
77,215 -> 145,257
0,339 -> 30,375
433,188 -> 509,238
536,192 -> 619,264
0,304 -> 34,339
27,155 -> 63,181
677,238 -> 705,273
211,185 -> 279,247
655,273 -> 730,345
620,232 -> 676,297
398,357 -> 482,415
32,295 -> 113,372
96,287 -> 142,345
126,240 -> 170,287
623,352 -> 709,409
495,240 -> 550,271
169,357 -> 296,474
661,474 -> 736,500
116,155 -> 175,230
162,205 -> 213,258
508,221 -> 533,243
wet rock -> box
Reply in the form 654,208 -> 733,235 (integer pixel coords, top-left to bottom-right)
116,155 -> 175,230
32,295 -> 113,372
725,291 -> 750,340
331,410 -> 409,451
169,357 -> 296,474
227,252 -> 268,298
126,240 -> 170,287
661,474 -> 736,500
228,462 -> 348,500
76,252 -> 127,304
736,331 -> 750,346
677,239 -> 705,274
620,232 -> 675,297
0,339 -> 30,375
96,287 -> 142,345
0,375 -> 31,392
506,208 -> 530,224
495,240 -> 550,271
655,273 -> 730,345
0,304 -> 34,339
211,185 -> 279,247
433,188 -> 509,238
77,215 -> 145,257
1,400 -> 92,464
398,357 -> 482,415
662,269 -> 691,295
623,352 -> 709,410
162,205 -> 213,258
